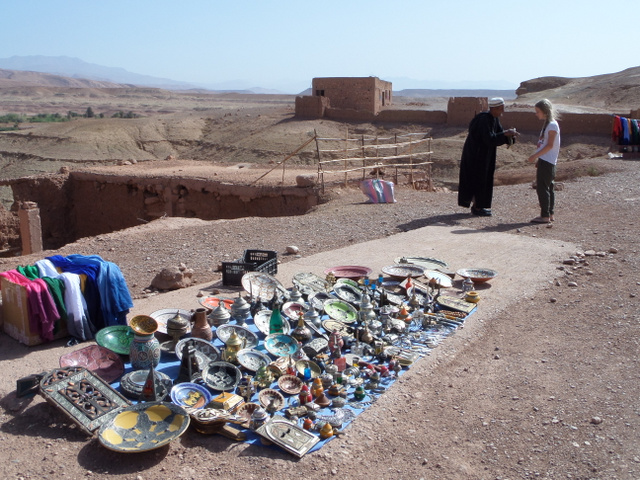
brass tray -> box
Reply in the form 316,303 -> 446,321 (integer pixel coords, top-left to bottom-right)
255,416 -> 320,458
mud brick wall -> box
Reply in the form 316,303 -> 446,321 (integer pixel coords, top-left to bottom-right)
6,172 -> 319,250
447,97 -> 488,127
295,95 -> 330,118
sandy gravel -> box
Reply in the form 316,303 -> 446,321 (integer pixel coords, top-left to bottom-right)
0,156 -> 639,479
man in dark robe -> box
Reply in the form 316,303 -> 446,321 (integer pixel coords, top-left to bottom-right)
457,97 -> 519,216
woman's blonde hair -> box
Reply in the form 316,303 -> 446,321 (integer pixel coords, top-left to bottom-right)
535,98 -> 560,125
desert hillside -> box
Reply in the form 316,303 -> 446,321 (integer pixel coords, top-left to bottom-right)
516,66 -> 640,112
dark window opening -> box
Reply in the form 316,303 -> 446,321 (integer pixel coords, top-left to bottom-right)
316,90 -> 325,96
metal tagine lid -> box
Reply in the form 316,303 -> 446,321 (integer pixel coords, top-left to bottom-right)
231,293 -> 251,319
289,286 -> 303,303
166,312 -> 189,338
208,303 -> 231,326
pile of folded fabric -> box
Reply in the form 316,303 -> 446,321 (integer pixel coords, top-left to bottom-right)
0,254 -> 133,343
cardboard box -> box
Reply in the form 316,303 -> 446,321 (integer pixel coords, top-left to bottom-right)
1,277 -> 68,346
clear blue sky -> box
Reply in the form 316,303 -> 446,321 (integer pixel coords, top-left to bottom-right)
1,0 -> 635,93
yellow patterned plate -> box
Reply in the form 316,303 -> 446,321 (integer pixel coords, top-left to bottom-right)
98,402 -> 190,453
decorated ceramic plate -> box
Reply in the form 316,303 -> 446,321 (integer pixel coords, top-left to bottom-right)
170,382 -> 212,410
282,301 -> 306,320
59,345 -> 125,383
424,270 -> 454,288
258,388 -> 285,410
95,325 -> 134,356
174,338 -> 221,370
307,292 -> 332,311
241,271 -> 284,302
198,297 -> 234,311
292,272 -> 331,294
334,277 -> 360,289
202,361 -> 242,391
321,319 -> 354,338
252,310 -> 291,336
456,268 -> 498,283
294,359 -> 321,379
333,283 -> 363,305
215,324 -> 259,349
381,264 -> 425,278
236,402 -> 260,424
277,374 -> 303,395
323,299 -> 357,323
394,256 -> 449,271
324,265 -> 372,279
149,308 -> 193,335
119,369 -> 173,400
98,402 -> 190,453
264,333 -> 300,357
236,348 -> 272,372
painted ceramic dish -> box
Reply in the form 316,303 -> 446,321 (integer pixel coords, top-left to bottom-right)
174,337 -> 221,370
307,292 -> 332,311
241,271 -> 284,302
424,270 -> 454,288
394,256 -> 449,271
95,325 -> 135,355
149,308 -> 193,335
129,315 -> 159,335
282,301 -> 306,320
59,345 -> 125,383
119,369 -> 173,400
334,277 -> 360,289
236,402 -> 260,425
236,348 -> 272,373
215,324 -> 259,349
258,388 -> 285,410
294,359 -> 322,379
456,268 -> 498,284
323,299 -> 358,323
198,297 -> 234,311
170,382 -> 212,410
321,319 -> 354,338
202,361 -> 242,391
252,310 -> 291,336
381,264 -> 425,278
324,265 -> 372,279
98,402 -> 189,453
264,333 -> 300,357
333,283 -> 363,305
292,272 -> 331,294
277,374 -> 303,395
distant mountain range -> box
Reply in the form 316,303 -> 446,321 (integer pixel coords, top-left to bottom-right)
0,55 -> 519,97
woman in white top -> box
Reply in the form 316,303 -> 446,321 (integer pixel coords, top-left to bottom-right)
527,99 -> 560,223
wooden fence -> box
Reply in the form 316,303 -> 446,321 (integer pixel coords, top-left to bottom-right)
315,130 -> 433,192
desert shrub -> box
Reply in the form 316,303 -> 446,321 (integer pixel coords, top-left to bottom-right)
0,113 -> 25,123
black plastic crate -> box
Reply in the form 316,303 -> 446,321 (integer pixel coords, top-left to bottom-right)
221,249 -> 278,286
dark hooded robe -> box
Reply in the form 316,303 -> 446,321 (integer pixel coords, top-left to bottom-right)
457,111 -> 510,210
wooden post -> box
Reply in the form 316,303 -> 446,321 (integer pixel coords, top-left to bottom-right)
361,135 -> 366,181
394,134 -> 399,185
344,127 -> 348,188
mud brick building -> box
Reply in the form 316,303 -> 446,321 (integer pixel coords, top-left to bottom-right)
296,76 -> 392,118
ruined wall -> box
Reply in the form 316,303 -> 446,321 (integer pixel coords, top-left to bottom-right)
7,173 -> 319,249
295,95 -> 330,118
311,77 -> 391,114
377,109 -> 447,124
447,97 -> 488,127
502,112 -> 613,136
6,174 -> 75,250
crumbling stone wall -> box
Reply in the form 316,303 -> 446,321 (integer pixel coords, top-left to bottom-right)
447,97 -> 488,127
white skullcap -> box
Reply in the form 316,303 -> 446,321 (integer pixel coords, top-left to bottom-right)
488,97 -> 505,108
